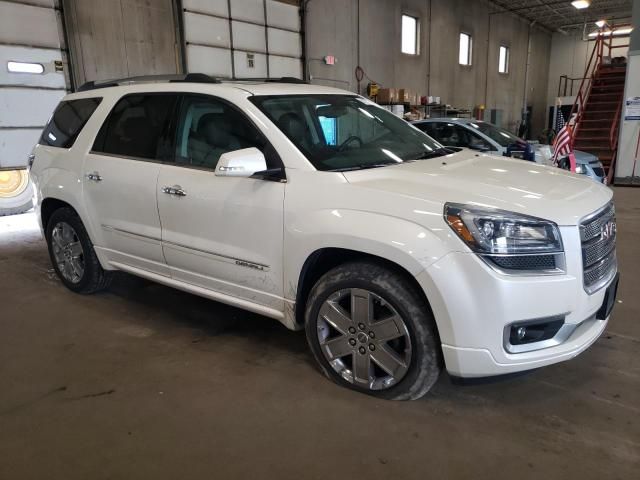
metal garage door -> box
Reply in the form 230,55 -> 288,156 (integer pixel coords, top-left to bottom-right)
182,0 -> 303,79
0,0 -> 66,171
62,0 -> 180,87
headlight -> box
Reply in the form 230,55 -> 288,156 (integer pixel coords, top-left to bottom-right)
444,203 -> 565,274
575,165 -> 584,174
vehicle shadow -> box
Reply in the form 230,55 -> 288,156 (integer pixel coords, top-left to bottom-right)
104,271 -> 313,363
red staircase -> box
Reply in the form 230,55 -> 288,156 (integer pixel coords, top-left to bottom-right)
569,26 -> 630,184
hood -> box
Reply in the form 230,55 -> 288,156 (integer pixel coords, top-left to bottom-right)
342,150 -> 612,226
573,150 -> 600,165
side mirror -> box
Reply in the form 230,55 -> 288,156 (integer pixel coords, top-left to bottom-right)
216,148 -> 267,177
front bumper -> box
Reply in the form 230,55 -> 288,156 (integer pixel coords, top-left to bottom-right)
417,225 -> 615,377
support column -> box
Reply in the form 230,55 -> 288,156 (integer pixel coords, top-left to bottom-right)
615,0 -> 640,184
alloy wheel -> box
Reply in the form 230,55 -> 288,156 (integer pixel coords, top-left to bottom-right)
316,288 -> 412,390
51,222 -> 85,284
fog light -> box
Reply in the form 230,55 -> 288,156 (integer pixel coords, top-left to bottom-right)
508,317 -> 565,346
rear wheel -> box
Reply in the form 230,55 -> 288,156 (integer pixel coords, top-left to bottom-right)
45,207 -> 112,293
0,169 -> 33,216
305,261 -> 441,400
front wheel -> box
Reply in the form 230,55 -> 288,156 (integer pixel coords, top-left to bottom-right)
305,261 -> 441,400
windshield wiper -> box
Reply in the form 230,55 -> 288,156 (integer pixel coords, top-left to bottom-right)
330,162 -> 398,172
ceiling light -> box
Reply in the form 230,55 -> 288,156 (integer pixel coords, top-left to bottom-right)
588,27 -> 633,37
571,0 -> 591,9
595,20 -> 607,28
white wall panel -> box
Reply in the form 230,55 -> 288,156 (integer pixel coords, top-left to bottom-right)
0,89 -> 64,127
183,0 -> 228,17
186,44 -> 233,77
269,55 -> 301,78
184,12 -> 230,48
0,1 -> 60,48
266,0 -> 300,31
0,129 -> 44,168
0,46 -> 65,88
183,0 -> 303,79
267,28 -> 301,57
233,51 -> 268,78
232,21 -> 267,53
0,0 -> 65,171
229,0 -> 265,24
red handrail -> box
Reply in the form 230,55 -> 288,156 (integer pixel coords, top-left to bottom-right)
568,24 -> 632,182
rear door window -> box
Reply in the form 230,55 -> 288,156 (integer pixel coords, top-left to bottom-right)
93,94 -> 177,160
40,98 -> 102,148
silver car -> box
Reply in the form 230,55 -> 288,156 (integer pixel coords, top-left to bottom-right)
413,118 -> 606,183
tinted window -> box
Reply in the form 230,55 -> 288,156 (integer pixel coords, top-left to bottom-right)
468,121 -> 520,148
174,95 -> 269,169
417,122 -> 493,150
93,94 -> 177,160
250,95 -> 443,171
40,98 -> 102,148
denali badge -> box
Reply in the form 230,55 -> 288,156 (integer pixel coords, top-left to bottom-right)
601,220 -> 616,240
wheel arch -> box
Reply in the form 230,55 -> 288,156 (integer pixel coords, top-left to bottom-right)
41,197 -> 78,231
294,247 -> 436,331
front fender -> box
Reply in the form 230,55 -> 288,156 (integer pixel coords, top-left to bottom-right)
284,208 -> 452,301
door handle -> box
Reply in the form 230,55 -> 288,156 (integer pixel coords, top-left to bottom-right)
86,172 -> 102,182
162,185 -> 187,197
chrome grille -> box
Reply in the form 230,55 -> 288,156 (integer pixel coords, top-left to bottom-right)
580,202 -> 617,294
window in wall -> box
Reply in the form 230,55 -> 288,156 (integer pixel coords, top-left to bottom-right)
7,61 -> 44,74
401,15 -> 419,55
499,45 -> 510,73
459,32 -> 472,65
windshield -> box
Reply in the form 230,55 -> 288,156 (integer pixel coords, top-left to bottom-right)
249,95 -> 445,171
468,121 -> 521,148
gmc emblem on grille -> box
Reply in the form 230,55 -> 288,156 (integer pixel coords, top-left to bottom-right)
601,220 -> 616,240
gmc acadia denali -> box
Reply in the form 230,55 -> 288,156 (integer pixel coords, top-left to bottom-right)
30,75 -> 619,400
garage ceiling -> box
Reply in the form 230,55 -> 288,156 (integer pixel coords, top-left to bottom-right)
489,0 -> 634,32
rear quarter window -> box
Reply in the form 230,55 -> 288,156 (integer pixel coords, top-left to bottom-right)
40,98 -> 102,148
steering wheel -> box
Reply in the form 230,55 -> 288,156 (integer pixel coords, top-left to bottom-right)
337,135 -> 363,151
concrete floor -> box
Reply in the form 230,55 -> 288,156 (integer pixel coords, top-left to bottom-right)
0,189 -> 638,480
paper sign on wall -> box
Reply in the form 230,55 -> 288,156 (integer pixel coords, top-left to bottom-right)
625,97 -> 640,121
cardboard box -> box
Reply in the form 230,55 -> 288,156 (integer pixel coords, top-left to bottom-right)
397,88 -> 412,103
377,88 -> 397,104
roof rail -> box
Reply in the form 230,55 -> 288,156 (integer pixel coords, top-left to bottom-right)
231,77 -> 308,84
76,73 -> 221,92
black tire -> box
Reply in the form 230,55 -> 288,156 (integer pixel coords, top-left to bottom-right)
0,178 -> 34,217
305,261 -> 441,400
45,207 -> 112,294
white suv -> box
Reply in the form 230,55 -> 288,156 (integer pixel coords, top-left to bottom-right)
30,75 -> 619,400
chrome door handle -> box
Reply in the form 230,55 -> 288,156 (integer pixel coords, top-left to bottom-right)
162,185 -> 187,197
86,172 -> 102,182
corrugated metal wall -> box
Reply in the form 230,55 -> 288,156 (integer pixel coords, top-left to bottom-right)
0,0 -> 67,169
182,0 -> 303,78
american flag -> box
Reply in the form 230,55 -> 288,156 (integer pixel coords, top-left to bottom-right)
552,111 -> 572,165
